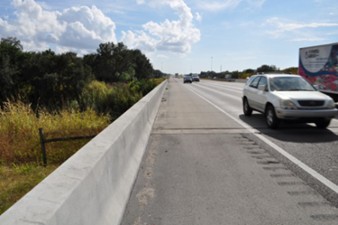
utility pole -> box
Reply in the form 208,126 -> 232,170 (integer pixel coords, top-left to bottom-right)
211,56 -> 213,71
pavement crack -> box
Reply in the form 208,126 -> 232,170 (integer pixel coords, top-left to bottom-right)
310,214 -> 338,221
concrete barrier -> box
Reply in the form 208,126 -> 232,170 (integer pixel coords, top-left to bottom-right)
0,80 -> 168,225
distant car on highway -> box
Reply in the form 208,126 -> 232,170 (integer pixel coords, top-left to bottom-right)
192,74 -> 200,82
242,74 -> 338,129
183,75 -> 192,83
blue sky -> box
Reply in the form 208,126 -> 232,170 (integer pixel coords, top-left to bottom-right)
1,0 -> 338,74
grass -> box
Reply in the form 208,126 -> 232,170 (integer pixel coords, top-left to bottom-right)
0,101 -> 110,214
0,101 -> 110,164
0,163 -> 58,214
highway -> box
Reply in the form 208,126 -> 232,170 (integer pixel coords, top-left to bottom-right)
121,78 -> 338,225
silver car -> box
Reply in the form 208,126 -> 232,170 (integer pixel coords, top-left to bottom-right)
183,75 -> 192,83
242,74 -> 338,129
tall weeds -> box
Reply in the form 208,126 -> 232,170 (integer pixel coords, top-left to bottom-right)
0,101 -> 110,165
0,78 -> 164,165
80,78 -> 164,120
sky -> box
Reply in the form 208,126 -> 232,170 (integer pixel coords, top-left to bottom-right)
0,0 -> 338,74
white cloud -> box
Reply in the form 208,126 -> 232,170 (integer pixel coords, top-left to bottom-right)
0,17 -> 12,34
0,0 -> 116,53
58,6 -> 117,49
197,0 -> 265,12
12,0 -> 64,38
267,17 -> 338,31
290,37 -> 325,42
121,30 -> 156,52
195,12 -> 202,22
246,0 -> 266,8
121,0 -> 201,54
265,17 -> 338,38
198,0 -> 241,12
1,0 -> 200,55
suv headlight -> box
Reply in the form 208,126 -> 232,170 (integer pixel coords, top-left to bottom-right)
327,99 -> 335,109
281,100 -> 297,110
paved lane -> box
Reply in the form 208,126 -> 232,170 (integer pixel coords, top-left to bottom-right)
120,78 -> 338,225
185,79 -> 338,196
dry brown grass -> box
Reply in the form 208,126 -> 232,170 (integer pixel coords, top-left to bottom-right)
0,101 -> 110,214
0,101 -> 110,164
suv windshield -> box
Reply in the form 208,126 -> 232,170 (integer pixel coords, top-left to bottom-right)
269,77 -> 315,91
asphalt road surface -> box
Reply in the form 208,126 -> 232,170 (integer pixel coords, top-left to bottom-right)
120,78 -> 338,225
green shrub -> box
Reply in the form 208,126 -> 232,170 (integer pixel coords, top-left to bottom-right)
79,80 -> 112,112
103,83 -> 142,119
79,78 -> 164,120
129,78 -> 165,96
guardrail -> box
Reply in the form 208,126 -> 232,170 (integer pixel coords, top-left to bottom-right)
0,80 -> 167,225
38,128 -> 97,166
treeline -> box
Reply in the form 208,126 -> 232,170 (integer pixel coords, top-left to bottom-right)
198,64 -> 298,80
0,37 -> 165,118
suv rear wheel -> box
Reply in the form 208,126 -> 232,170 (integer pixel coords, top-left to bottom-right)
243,98 -> 253,116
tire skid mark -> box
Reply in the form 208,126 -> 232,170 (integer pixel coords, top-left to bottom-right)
298,201 -> 332,207
277,181 -> 306,186
287,190 -> 320,196
262,166 -> 289,171
236,133 -> 338,223
311,214 -> 338,221
270,173 -> 295,178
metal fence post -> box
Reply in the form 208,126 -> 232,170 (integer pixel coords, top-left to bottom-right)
39,128 -> 47,167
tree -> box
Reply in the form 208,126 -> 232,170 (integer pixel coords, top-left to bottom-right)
0,37 -> 23,104
0,37 -> 22,51
243,68 -> 255,74
131,49 -> 153,80
54,52 -> 93,108
94,42 -> 133,82
153,69 -> 165,78
256,64 -> 277,73
113,42 -> 133,81
20,50 -> 92,111
0,37 -> 156,111
91,42 -> 154,82
0,56 -> 17,103
94,42 -> 116,82
20,50 -> 57,109
282,67 -> 298,74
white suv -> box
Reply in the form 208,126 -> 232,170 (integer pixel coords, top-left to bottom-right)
242,74 -> 338,129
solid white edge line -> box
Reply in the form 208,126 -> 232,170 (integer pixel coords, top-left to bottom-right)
187,85 -> 338,194
256,133 -> 338,193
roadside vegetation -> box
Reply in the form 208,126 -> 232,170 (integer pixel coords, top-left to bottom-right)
198,65 -> 298,80
0,37 -> 165,214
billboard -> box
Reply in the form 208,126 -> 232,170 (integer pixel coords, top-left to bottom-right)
299,43 -> 338,93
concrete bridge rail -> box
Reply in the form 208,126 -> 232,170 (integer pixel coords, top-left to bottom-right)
0,80 -> 168,225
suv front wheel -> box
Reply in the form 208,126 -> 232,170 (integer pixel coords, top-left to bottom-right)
315,118 -> 331,129
265,105 -> 280,129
